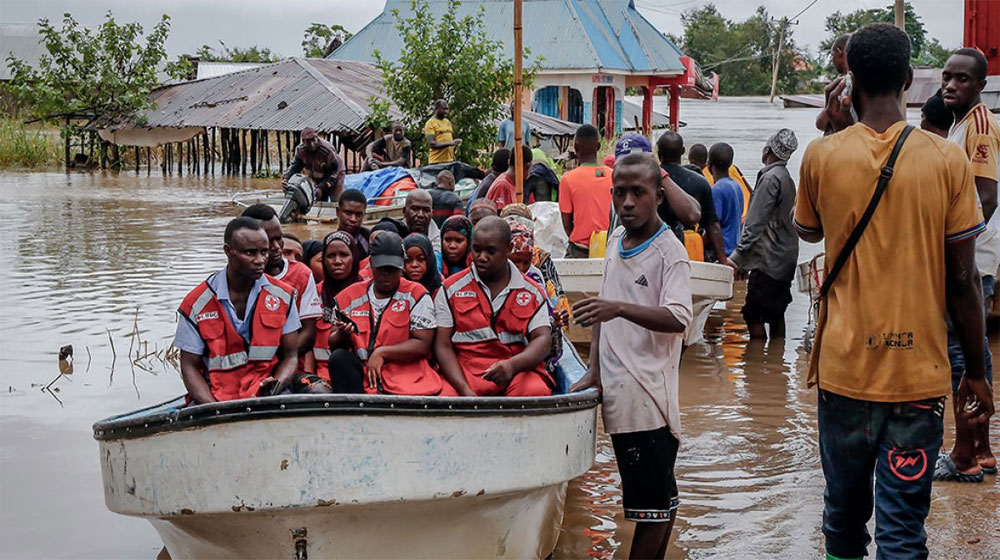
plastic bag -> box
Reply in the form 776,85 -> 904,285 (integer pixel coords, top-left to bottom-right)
529,201 -> 568,257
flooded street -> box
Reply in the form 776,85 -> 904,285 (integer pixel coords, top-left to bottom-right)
1,97 -> 998,558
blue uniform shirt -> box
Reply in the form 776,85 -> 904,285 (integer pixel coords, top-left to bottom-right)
712,177 -> 745,256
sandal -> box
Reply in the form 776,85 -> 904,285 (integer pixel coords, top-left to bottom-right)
978,457 -> 997,475
933,453 -> 984,483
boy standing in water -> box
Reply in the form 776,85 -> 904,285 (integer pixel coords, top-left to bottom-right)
571,153 -> 692,559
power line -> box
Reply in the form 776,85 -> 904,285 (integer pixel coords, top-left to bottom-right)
786,0 -> 820,22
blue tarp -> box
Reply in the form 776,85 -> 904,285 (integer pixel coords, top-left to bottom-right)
342,166 -> 412,203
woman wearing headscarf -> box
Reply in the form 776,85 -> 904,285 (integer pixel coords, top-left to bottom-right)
438,215 -> 473,278
403,233 -> 442,296
500,204 -> 570,324
301,239 -> 324,283
303,231 -> 362,391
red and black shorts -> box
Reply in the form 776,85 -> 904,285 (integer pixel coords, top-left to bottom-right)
610,425 -> 679,522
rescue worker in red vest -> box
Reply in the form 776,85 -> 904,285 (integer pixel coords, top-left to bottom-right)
242,204 -> 322,381
433,216 -> 553,397
174,217 -> 302,403
326,231 -> 456,396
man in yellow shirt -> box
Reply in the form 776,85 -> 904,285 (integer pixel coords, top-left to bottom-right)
795,24 -> 993,560
423,99 -> 462,164
938,47 -> 1000,483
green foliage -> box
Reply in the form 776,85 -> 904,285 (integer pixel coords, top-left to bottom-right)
912,38 -> 953,68
372,0 -> 539,164
302,23 -> 353,58
0,118 -> 61,168
820,2 -> 941,73
193,41 -> 280,63
677,5 -> 810,96
5,12 -> 181,131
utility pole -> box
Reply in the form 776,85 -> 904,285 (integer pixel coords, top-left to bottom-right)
513,0 -> 525,203
894,0 -> 906,112
769,17 -> 787,103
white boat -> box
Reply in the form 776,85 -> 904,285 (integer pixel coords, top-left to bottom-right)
552,258 -> 735,346
232,184 -> 477,227
94,348 -> 599,559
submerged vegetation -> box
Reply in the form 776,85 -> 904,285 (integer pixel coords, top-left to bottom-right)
0,119 -> 61,168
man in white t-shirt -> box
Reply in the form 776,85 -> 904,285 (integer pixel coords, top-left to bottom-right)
571,153 -> 692,558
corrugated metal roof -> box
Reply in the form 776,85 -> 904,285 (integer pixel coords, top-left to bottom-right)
107,59 -> 397,136
333,0 -> 684,75
0,23 -> 46,81
195,61 -> 268,80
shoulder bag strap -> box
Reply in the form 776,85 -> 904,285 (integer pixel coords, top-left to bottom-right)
819,125 -> 914,298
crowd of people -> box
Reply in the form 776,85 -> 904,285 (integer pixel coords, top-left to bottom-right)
171,24 -> 999,560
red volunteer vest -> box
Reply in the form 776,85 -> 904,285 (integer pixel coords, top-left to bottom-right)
272,259 -> 315,372
443,268 -> 551,383
178,276 -> 294,402
312,281 -> 333,383
335,278 -> 443,395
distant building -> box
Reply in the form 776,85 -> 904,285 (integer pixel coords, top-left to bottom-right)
332,0 -> 697,137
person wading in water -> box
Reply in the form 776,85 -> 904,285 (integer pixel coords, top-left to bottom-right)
796,23 -> 993,558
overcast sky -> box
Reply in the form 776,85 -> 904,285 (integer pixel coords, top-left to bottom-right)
4,0 -> 963,60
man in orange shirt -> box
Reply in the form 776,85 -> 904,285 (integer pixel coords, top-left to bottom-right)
559,125 -> 612,258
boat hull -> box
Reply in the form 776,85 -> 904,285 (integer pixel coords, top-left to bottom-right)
96,389 -> 598,559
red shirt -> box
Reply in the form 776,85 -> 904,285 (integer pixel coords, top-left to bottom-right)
485,172 -> 517,210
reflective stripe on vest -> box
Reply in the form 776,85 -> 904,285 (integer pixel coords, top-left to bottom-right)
342,294 -> 368,315
445,273 -> 474,297
452,326 -> 498,343
392,291 -> 416,307
313,347 -> 331,361
498,331 -> 529,346
207,351 -> 248,370
189,288 -> 215,317
247,345 -> 278,360
261,283 -> 292,307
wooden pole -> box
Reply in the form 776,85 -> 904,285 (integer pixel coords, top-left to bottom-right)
769,18 -> 786,103
264,131 -> 271,174
250,130 -> 258,175
211,128 -> 217,175
63,118 -> 71,169
513,0 -> 525,203
894,0 -> 906,113
277,130 -> 284,174
146,147 -> 150,176
241,130 -> 248,175
135,147 -> 140,174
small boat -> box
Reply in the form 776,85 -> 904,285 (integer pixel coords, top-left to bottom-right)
231,184 -> 477,227
552,258 -> 734,346
93,348 -> 599,559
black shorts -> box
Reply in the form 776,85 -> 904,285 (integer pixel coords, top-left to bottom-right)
610,425 -> 679,522
742,270 -> 793,324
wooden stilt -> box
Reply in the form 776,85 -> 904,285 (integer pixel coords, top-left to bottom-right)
264,131 -> 271,175
277,130 -> 284,174
211,128 -> 217,175
250,130 -> 258,175
135,146 -> 140,174
241,130 -> 248,176
146,147 -> 151,176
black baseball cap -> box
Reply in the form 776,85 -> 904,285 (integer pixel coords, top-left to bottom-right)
369,231 -> 405,270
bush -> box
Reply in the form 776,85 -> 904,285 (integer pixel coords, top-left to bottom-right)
0,118 -> 60,168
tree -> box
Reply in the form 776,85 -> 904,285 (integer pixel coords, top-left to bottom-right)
302,23 -> 353,58
677,5 -> 809,96
821,2 -> 929,71
4,12 -> 183,167
913,38 -> 953,68
193,41 -> 280,63
371,0 -> 539,164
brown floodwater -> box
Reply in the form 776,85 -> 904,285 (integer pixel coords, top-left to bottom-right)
1,98 -> 997,559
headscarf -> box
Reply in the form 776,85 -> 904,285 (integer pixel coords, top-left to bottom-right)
403,233 -> 442,295
440,215 -> 473,276
510,224 -> 534,256
766,128 -> 798,161
468,198 -> 498,218
500,203 -> 533,230
320,230 -> 361,309
302,239 -> 323,266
